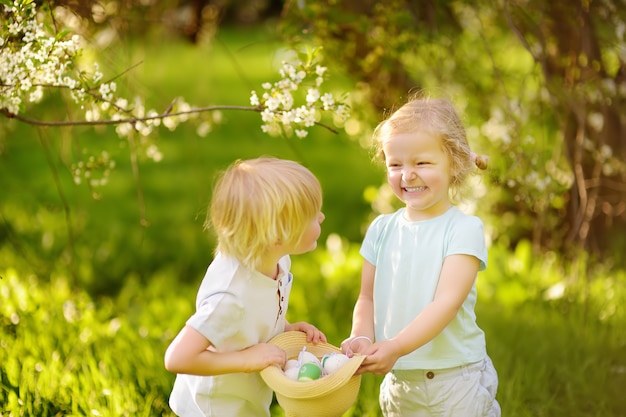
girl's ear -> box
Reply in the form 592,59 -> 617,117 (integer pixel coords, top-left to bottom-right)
449,164 -> 460,183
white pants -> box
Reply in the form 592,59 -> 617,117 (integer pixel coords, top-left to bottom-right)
379,356 -> 501,417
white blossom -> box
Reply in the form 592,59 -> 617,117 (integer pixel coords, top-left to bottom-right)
261,108 -> 276,123
249,49 -> 350,138
321,93 -> 334,110
250,91 -> 260,106
146,145 -> 163,162
279,91 -> 294,110
266,96 -> 280,111
306,88 -> 320,104
281,110 -> 295,125
115,122 -> 132,137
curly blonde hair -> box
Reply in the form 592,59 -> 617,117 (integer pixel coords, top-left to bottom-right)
207,157 -> 322,270
372,95 -> 487,200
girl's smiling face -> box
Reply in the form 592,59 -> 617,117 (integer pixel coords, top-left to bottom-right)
383,130 -> 452,221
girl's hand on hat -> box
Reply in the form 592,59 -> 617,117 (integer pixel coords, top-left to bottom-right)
341,335 -> 373,357
356,340 -> 401,376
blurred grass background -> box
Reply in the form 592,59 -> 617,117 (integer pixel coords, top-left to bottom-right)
0,25 -> 381,293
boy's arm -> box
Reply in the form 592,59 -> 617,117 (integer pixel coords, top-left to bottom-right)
164,325 -> 286,375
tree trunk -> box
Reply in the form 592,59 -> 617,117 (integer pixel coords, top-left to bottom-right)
542,2 -> 624,257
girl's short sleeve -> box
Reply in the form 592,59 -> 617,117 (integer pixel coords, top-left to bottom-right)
447,215 -> 488,271
360,214 -> 388,266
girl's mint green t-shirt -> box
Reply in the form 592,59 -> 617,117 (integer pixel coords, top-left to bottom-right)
360,206 -> 488,370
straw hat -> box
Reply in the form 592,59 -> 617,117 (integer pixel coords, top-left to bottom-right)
260,331 -> 366,417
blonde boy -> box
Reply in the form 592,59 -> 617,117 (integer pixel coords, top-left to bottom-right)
165,157 -> 326,417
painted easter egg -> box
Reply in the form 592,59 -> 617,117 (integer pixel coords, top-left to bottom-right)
321,353 -> 350,374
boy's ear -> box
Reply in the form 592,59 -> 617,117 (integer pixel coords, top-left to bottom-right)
272,238 -> 285,250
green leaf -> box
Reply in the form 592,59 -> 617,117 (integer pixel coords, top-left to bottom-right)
56,28 -> 72,40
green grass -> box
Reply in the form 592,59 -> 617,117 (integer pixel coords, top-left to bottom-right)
2,240 -> 626,416
479,301 -> 626,416
0,270 -> 176,416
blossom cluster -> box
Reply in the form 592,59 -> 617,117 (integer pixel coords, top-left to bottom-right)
0,2 -> 203,187
0,2 -> 163,137
1,1 -> 351,190
1,2 -> 88,114
71,150 -> 116,189
250,50 -> 350,138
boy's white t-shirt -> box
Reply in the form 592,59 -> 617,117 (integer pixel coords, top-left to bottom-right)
360,206 -> 488,370
169,252 -> 292,417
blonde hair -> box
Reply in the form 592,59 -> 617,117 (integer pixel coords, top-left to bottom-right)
373,95 -> 488,199
207,157 -> 322,270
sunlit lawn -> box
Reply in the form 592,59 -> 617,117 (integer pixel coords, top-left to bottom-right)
2,257 -> 625,416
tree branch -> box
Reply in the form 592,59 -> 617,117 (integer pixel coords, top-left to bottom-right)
0,105 -> 340,134
1,105 -> 259,126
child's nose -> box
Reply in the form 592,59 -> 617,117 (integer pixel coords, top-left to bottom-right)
402,169 -> 417,182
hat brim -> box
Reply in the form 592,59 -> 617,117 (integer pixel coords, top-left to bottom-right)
260,331 -> 366,399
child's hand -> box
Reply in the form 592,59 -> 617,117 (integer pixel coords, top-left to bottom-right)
285,321 -> 327,344
242,343 -> 287,372
355,339 -> 401,376
341,336 -> 373,357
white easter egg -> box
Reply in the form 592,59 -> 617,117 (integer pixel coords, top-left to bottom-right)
298,350 -> 320,365
284,367 -> 300,381
322,353 -> 349,374
284,359 -> 299,371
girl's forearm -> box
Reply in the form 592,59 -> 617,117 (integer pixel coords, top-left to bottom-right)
391,255 -> 479,357
390,300 -> 458,357
350,297 -> 375,339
